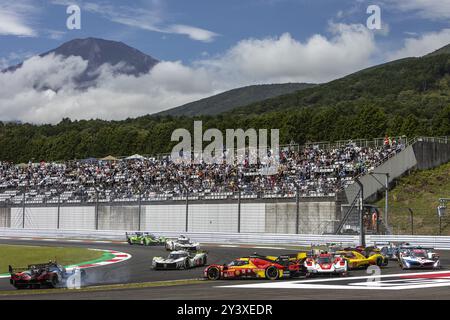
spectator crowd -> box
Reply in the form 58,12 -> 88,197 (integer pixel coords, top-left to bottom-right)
0,139 -> 405,204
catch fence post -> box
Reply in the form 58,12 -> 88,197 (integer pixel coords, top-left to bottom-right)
22,187 -> 25,229
95,189 -> 99,230
57,193 -> 61,229
185,190 -> 189,232
237,189 -> 241,233
138,192 -> 142,231
295,185 -> 300,234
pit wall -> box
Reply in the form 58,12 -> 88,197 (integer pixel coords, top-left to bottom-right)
0,199 -> 338,234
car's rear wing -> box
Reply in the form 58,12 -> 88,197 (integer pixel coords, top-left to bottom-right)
9,265 -> 29,274
126,232 -> 140,237
9,261 -> 58,274
373,242 -> 390,246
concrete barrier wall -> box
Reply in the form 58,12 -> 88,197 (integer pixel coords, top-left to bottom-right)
298,201 -> 338,234
143,204 -> 185,232
98,205 -> 139,230
413,141 -> 450,170
59,206 -> 96,230
240,203 -> 266,233
0,207 -> 10,228
189,203 -> 239,232
0,200 -> 337,234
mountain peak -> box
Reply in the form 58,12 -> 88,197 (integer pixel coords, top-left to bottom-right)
3,37 -> 159,88
44,37 -> 159,76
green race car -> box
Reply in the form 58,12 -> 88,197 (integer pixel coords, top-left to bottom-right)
126,232 -> 167,246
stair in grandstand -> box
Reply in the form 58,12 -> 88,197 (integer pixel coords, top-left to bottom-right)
336,136 -> 450,235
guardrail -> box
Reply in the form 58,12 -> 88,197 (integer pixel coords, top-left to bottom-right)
1,229 -> 450,249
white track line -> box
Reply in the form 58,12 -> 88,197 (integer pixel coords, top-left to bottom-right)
219,270 -> 450,290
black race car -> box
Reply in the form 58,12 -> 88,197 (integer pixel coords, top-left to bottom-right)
9,261 -> 86,289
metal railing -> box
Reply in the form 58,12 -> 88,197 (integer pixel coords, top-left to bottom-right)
1,229 -> 450,249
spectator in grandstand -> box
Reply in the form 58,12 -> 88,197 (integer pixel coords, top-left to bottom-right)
0,142 -> 400,203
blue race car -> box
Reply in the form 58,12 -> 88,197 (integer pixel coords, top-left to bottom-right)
398,247 -> 441,270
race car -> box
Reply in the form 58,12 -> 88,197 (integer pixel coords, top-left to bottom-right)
335,250 -> 388,269
304,252 -> 348,277
375,241 -> 409,260
152,250 -> 207,270
265,252 -> 308,262
165,235 -> 200,251
204,253 -> 305,280
398,247 -> 441,270
126,232 -> 166,246
9,261 -> 86,289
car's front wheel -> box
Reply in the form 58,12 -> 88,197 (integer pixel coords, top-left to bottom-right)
207,267 -> 221,280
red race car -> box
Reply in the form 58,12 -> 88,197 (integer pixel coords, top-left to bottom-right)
9,261 -> 86,289
204,254 -> 305,280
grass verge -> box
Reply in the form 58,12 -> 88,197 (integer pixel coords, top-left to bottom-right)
0,244 -> 104,274
373,161 -> 450,235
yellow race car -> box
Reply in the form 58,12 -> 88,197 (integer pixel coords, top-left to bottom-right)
265,252 -> 308,262
335,250 -> 388,269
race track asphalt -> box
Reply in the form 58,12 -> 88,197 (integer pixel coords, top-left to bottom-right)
0,239 -> 449,300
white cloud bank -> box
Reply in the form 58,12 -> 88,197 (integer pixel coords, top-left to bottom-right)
1,23 -> 378,123
388,28 -> 450,60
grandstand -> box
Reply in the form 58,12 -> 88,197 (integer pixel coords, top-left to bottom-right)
0,136 -> 448,235
0,137 -> 405,205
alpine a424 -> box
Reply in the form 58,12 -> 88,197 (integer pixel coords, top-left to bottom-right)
204,253 -> 306,280
304,252 -> 348,277
152,250 -> 207,270
9,261 -> 86,289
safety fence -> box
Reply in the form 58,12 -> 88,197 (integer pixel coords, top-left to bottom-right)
1,229 -> 450,249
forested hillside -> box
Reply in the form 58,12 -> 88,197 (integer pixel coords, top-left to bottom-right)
1,51 -> 449,162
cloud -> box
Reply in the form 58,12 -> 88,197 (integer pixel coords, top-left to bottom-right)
52,0 -> 219,42
0,23 -> 377,123
387,28 -> 450,60
386,0 -> 450,20
197,23 -> 376,84
167,25 -> 219,43
0,3 -> 37,37
0,51 -> 35,69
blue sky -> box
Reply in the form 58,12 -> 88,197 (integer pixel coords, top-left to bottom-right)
1,0 -> 450,123
1,0 -> 450,65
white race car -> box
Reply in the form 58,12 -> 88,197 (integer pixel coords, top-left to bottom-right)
304,253 -> 348,277
398,247 -> 440,269
165,235 -> 200,251
152,250 -> 207,270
